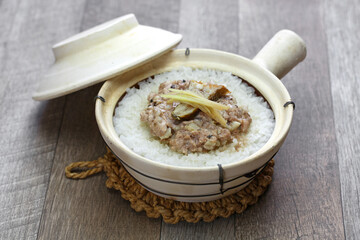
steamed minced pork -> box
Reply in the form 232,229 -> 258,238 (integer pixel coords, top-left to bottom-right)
113,67 -> 275,167
140,80 -> 252,155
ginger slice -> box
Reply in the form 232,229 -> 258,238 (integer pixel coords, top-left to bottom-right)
161,89 -> 229,127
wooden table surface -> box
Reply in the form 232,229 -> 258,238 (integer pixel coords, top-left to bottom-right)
1,0 -> 359,239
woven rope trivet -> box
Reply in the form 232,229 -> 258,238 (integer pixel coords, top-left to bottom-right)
65,148 -> 274,224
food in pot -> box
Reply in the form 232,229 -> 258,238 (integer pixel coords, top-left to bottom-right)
140,80 -> 252,154
113,67 -> 275,167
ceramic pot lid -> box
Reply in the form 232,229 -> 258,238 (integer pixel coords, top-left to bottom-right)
32,14 -> 182,101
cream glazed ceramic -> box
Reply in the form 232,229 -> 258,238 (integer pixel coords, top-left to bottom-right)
95,30 -> 306,202
32,14 -> 182,101
33,13 -> 306,202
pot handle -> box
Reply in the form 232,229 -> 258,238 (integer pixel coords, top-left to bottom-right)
252,30 -> 306,79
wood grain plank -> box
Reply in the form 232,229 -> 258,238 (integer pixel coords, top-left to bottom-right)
177,0 -> 238,52
324,0 -> 360,238
0,0 -> 87,239
161,218 -> 234,240
0,0 -> 21,97
37,1 -> 181,239
0,0 -> 20,44
160,0 -> 238,239
235,0 -> 345,239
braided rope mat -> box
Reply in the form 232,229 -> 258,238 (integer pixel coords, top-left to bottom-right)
65,149 -> 274,224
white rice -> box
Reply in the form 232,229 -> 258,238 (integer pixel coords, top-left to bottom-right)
113,67 -> 275,167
